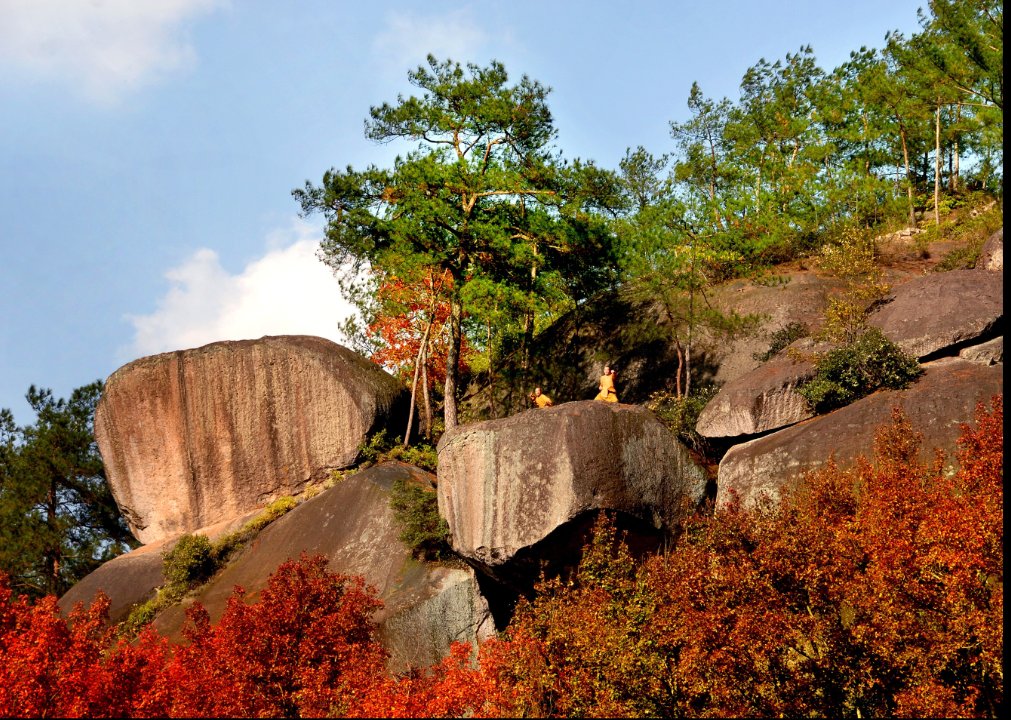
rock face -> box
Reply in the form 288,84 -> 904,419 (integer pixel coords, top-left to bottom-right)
977,228 -> 1003,271
959,336 -> 1003,365
437,401 -> 707,572
701,271 -> 844,386
58,510 -> 261,623
696,339 -> 822,438
868,270 -> 1003,360
149,463 -> 494,672
716,359 -> 1002,510
95,336 -> 410,544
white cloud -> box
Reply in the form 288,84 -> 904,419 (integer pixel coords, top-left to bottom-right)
0,0 -> 224,103
372,8 -> 489,76
124,219 -> 358,358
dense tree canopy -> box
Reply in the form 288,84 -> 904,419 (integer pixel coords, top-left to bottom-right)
0,383 -> 135,599
295,56 -> 621,428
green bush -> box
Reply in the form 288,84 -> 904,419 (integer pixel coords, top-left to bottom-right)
798,328 -> 921,414
389,478 -> 451,561
162,533 -> 214,588
357,429 -> 439,471
646,385 -> 719,453
753,322 -> 809,362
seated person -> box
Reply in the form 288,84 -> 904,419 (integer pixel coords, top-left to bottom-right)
595,366 -> 619,402
529,387 -> 554,408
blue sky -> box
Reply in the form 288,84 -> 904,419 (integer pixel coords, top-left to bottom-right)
1,0 -> 926,424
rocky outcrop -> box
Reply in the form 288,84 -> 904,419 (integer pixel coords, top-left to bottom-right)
696,339 -> 823,438
437,401 -> 707,574
701,271 -> 843,386
487,271 -> 845,417
977,228 -> 1003,271
868,270 -> 1003,360
58,510 -> 261,623
95,336 -> 410,544
959,336 -> 1003,365
147,463 -> 493,672
716,359 -> 1002,510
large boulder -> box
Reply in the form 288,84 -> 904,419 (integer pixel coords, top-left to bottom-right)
95,336 -> 410,544
868,270 -> 1003,360
437,401 -> 707,575
976,227 -> 1003,271
696,339 -> 823,439
716,358 -> 1002,510
149,463 -> 494,672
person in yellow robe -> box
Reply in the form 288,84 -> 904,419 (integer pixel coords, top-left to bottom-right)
595,366 -> 618,402
529,387 -> 554,407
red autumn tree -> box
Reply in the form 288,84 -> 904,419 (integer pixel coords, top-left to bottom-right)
471,396 -> 1003,718
368,269 -> 469,439
149,554 -> 388,717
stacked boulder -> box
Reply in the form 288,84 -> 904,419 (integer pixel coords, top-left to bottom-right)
64,336 -> 495,670
697,228 -> 1003,509
94,335 -> 410,544
436,400 -> 707,611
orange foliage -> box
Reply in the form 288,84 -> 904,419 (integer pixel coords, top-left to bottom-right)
368,270 -> 469,386
0,398 -> 1002,718
471,396 -> 1003,718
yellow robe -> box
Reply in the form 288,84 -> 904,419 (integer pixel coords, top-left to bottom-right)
595,373 -> 618,402
535,393 -> 553,408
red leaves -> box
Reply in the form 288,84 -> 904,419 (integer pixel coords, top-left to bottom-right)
466,397 -> 1004,718
0,398 -> 1002,717
1,555 -> 388,718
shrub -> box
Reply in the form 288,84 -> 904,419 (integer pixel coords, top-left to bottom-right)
389,478 -> 451,561
357,429 -> 439,471
646,385 -> 719,453
798,328 -> 921,413
162,534 -> 214,589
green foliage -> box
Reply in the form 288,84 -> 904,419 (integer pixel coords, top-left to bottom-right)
296,56 -> 622,427
753,322 -> 809,362
798,328 -> 922,413
646,384 -> 719,453
357,429 -> 439,472
162,533 -> 214,589
357,429 -> 395,466
389,478 -> 450,561
0,382 -> 136,598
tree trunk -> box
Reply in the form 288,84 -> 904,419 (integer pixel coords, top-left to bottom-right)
46,478 -> 60,596
404,314 -> 436,447
951,103 -> 962,192
898,120 -> 916,228
933,102 -> 941,226
421,346 -> 432,438
444,296 -> 463,430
